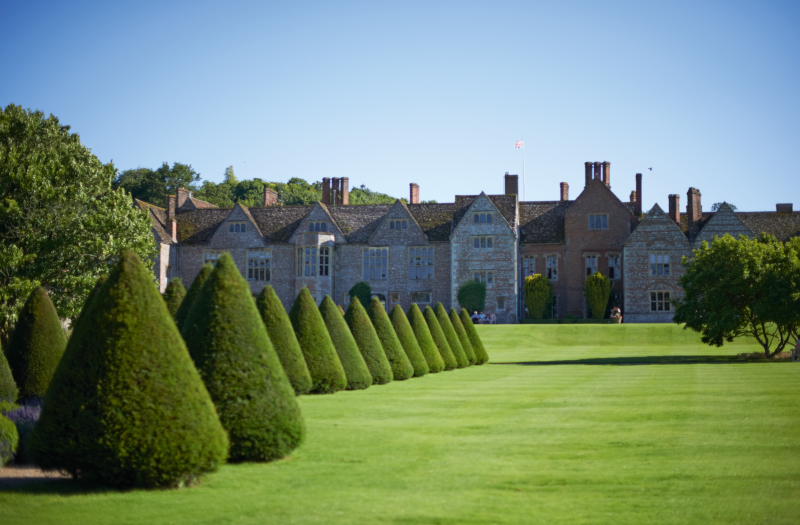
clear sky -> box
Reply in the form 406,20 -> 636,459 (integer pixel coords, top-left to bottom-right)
2,1 -> 798,212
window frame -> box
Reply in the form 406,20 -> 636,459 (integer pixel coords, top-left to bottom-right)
588,214 -> 609,230
363,247 -> 389,280
523,255 -> 536,278
497,297 -> 506,311
228,221 -> 248,233
409,246 -> 434,280
608,254 -> 620,280
389,220 -> 408,230
296,246 -> 319,277
473,236 -> 494,249
410,291 -> 432,304
649,252 -> 671,277
585,255 -> 598,277
247,249 -> 271,282
473,271 -> 495,286
650,291 -> 672,312
204,250 -> 223,266
307,221 -> 328,233
546,255 -> 559,281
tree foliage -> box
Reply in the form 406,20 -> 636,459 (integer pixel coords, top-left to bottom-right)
0,414 -> 18,467
389,305 -> 429,377
449,308 -> 477,365
319,296 -> 372,390
459,309 -> 489,364
434,303 -> 469,368
0,104 -> 157,344
457,280 -> 487,314
0,344 -> 18,402
348,282 -> 371,309
673,234 -> 800,357
584,272 -> 612,320
162,278 -> 186,320
174,264 -> 213,330
113,162 -> 201,209
423,306 -> 458,371
407,304 -> 445,373
345,299 -> 393,384
368,298 -> 414,380
524,274 -> 553,319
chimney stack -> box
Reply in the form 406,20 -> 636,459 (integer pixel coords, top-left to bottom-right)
167,194 -> 176,220
410,183 -> 420,204
176,188 -> 191,210
635,173 -> 643,216
776,203 -> 793,213
263,187 -> 278,206
593,162 -> 602,181
686,187 -> 702,230
340,177 -> 349,205
322,178 -> 331,205
668,194 -> 680,224
170,219 -> 177,243
504,172 -> 519,196
602,161 -> 610,187
584,162 -> 592,186
560,182 -> 569,201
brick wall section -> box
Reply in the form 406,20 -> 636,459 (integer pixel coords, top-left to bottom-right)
519,244 -> 566,317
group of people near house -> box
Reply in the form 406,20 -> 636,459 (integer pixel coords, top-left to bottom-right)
471,311 -> 497,324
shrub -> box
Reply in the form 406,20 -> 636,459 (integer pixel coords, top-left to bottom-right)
5,286 -> 67,402
348,282 -> 371,309
337,304 -> 345,316
256,286 -> 312,396
174,264 -> 213,330
524,274 -> 552,320
289,288 -> 346,394
434,303 -> 469,368
389,305 -> 429,377
584,272 -> 612,320
423,306 -> 458,371
319,296 -> 372,390
457,280 -> 486,315
406,304 -> 445,373
449,308 -> 476,365
162,278 -> 186,320
182,253 -> 304,462
368,298 -> 414,381
0,401 -> 18,414
459,309 -> 489,364
4,402 -> 40,464
29,249 -> 228,488
345,299 -> 393,384
0,414 -> 18,467
0,345 -> 18,402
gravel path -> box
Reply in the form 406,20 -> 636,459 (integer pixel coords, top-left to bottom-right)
0,465 -> 71,489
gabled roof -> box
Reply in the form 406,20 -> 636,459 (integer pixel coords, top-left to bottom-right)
189,197 -> 218,209
737,212 -> 800,242
176,208 -> 232,244
367,200 -> 428,244
134,199 -> 173,244
407,203 -> 458,242
451,194 -> 518,235
623,203 -> 690,246
695,202 -> 753,243
328,205 -> 393,243
248,205 -> 313,243
519,201 -> 571,244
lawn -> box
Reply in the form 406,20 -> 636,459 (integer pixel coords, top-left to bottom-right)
1,324 -> 798,524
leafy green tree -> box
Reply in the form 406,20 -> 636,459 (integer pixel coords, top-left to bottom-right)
174,265 -> 214,330
459,309 -> 489,364
389,305 -> 429,377
407,304 -> 445,372
29,250 -> 228,488
457,280 -> 487,315
256,286 -> 312,395
319,296 -> 372,390
434,303 -> 469,368
584,272 -> 612,320
345,299 -> 393,384
289,288 -> 347,394
449,308 -> 477,365
5,287 -> 67,401
674,233 -> 800,357
0,104 -> 157,345
114,162 -> 201,208
162,278 -> 186,321
182,253 -> 303,462
349,282 -> 371,309
524,274 -> 553,319
423,306 -> 458,370
0,345 -> 18,402
194,180 -> 235,208
0,414 -> 18,467
367,298 -> 414,380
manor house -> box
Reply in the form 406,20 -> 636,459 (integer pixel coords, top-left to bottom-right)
136,163 -> 800,323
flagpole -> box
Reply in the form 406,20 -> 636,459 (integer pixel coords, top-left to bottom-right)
522,138 -> 526,202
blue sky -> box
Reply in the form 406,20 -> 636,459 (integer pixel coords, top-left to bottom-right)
2,1 -> 798,212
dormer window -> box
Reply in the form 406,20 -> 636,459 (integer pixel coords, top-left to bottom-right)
308,222 -> 327,232
229,222 -> 247,233
473,213 -> 493,224
390,220 -> 407,230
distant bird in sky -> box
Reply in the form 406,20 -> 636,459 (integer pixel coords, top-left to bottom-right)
648,167 -> 652,171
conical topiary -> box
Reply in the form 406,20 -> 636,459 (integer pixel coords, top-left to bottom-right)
29,250 -> 228,488
450,308 -> 477,365
256,286 -> 312,396
162,278 -> 186,320
337,304 -> 345,316
423,305 -> 457,371
345,299 -> 393,385
435,303 -> 469,368
319,296 -> 372,390
5,287 -> 67,401
406,304 -> 445,373
460,308 -> 489,364
174,264 -> 213,330
182,253 -> 304,462
0,345 -> 18,402
389,305 -> 428,377
367,298 -> 413,381
289,288 -> 347,394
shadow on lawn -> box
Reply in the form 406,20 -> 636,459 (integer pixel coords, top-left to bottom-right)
492,355 -> 778,366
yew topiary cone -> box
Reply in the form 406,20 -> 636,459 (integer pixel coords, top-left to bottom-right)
368,298 -> 413,381
29,250 -> 228,488
407,304 -> 445,373
289,288 -> 347,394
5,287 -> 67,401
389,305 -> 428,377
162,278 -> 186,320
319,296 -> 372,390
174,264 -> 213,330
423,305 -> 457,371
450,308 -> 477,365
256,286 -> 312,395
0,345 -> 18,402
460,308 -> 489,364
345,299 -> 393,384
435,302 -> 469,368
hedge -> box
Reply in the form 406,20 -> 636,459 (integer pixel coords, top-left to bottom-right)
449,308 -> 477,365
319,295 -> 372,390
406,304 -> 445,373
459,309 -> 489,364
389,305 -> 429,377
174,264 -> 213,330
162,278 -> 186,321
584,272 -> 612,320
367,298 -> 413,381
423,306 -> 458,371
435,303 -> 469,368
524,274 -> 552,320
0,345 -> 18,402
0,414 -> 18,467
345,299 -> 393,385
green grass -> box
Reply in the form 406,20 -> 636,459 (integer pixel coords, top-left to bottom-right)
1,324 -> 799,524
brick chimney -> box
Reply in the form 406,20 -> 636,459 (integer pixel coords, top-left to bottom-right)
177,188 -> 191,209
593,162 -> 602,181
635,173 -> 643,216
170,219 -> 177,243
322,178 -> 331,205
504,172 -> 518,196
560,182 -> 569,201
167,194 -> 176,220
686,187 -> 702,230
630,191 -> 637,204
602,161 -> 610,187
584,162 -> 592,186
410,183 -> 420,204
263,187 -> 278,206
668,194 -> 680,224
340,177 -> 349,205
776,203 -> 793,213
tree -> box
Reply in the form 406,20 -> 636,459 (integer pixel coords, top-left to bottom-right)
711,202 -> 738,212
524,274 -> 552,319
449,308 -> 477,365
457,280 -> 487,315
367,298 -> 414,381
406,304 -> 445,373
0,414 -> 18,467
434,303 -> 469,368
673,233 -> 800,357
162,278 -> 186,321
423,306 -> 458,371
349,282 -> 371,309
0,104 -> 157,345
0,344 -> 18,402
288,288 -> 347,394
29,250 -> 228,488
389,305 -> 429,377
174,264 -> 214,330
114,162 -> 201,208
5,287 -> 67,401
319,296 -> 372,390
345,299 -> 393,384
584,272 -> 612,319
182,253 -> 304,462
459,309 -> 489,364
256,286 -> 312,396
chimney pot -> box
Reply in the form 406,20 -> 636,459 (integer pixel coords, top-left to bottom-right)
584,162 -> 592,187
322,178 -> 331,205
410,183 -> 420,204
593,162 -> 602,181
167,194 -> 176,219
776,203 -> 793,213
668,194 -> 681,225
504,172 -> 519,196
170,219 -> 177,243
602,161 -> 610,187
686,187 -> 702,231
263,187 -> 278,206
341,177 -> 349,205
635,173 -> 643,216
560,182 -> 569,201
